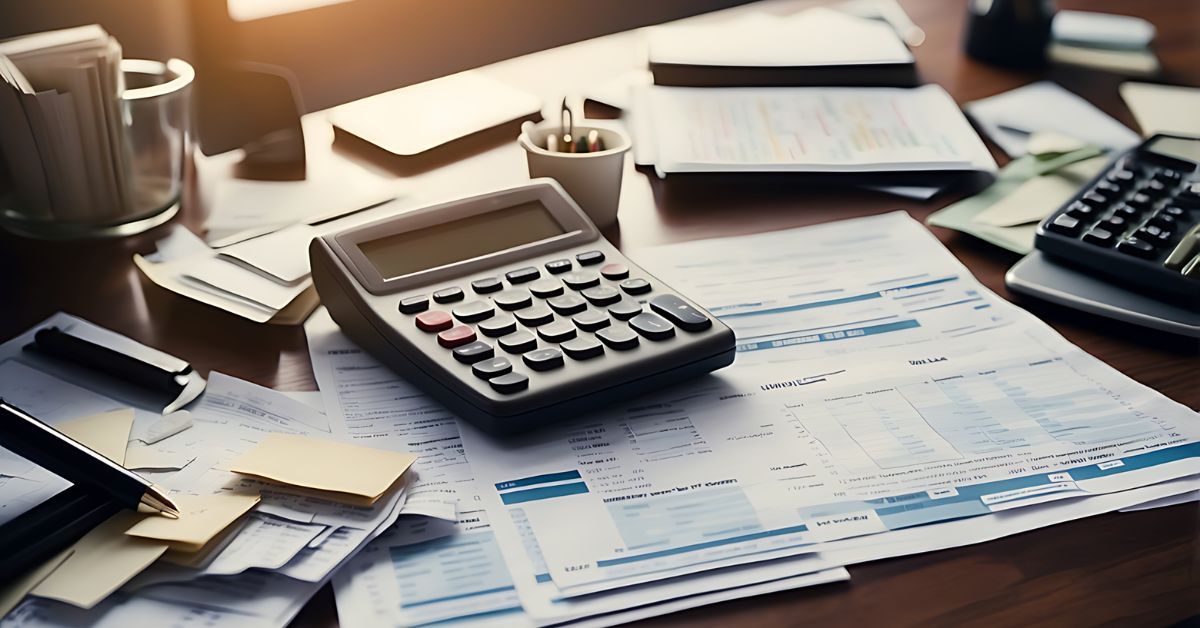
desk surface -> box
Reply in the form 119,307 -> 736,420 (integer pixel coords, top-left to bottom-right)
2,0 -> 1198,625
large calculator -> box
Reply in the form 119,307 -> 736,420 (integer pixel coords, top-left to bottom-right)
311,180 -> 735,434
1035,134 -> 1200,307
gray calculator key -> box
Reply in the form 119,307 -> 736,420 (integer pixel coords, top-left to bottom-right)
649,294 -> 712,332
619,278 -> 651,295
596,325 -> 639,350
494,288 -> 533,311
432,287 -> 464,303
523,347 -> 565,371
398,294 -> 429,314
529,277 -> 565,298
471,277 -> 503,294
561,336 -> 604,360
499,330 -> 537,354
490,371 -> 529,394
562,270 -> 600,290
572,309 -> 610,332
629,312 -> 675,341
545,259 -> 573,274
515,304 -> 554,327
537,320 -> 577,343
506,266 -> 541,284
478,314 -> 517,337
472,357 -> 512,380
582,285 -> 621,306
548,293 -> 587,315
608,298 -> 643,321
576,250 -> 605,266
452,341 -> 494,364
452,300 -> 496,323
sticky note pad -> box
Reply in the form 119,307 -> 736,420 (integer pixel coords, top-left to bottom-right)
57,408 -> 135,465
124,492 -> 260,551
227,433 -> 417,502
31,512 -> 167,609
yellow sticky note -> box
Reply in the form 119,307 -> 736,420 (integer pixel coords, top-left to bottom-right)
228,433 -> 417,502
57,408 -> 135,465
31,512 -> 167,609
0,549 -> 73,617
124,492 -> 260,551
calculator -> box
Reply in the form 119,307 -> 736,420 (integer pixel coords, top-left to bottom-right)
1035,134 -> 1200,307
310,180 -> 735,434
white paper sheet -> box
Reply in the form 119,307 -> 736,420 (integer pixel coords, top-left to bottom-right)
966,81 -> 1139,157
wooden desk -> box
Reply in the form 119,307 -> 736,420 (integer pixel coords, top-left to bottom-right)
2,0 -> 1197,625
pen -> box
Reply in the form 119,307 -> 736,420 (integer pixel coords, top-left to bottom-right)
0,399 -> 180,518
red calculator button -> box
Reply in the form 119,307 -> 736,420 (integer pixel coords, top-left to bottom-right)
416,310 -> 453,332
600,263 -> 629,280
437,325 -> 476,348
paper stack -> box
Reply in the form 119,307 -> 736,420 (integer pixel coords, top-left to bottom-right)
1050,10 -> 1160,77
0,25 -> 129,219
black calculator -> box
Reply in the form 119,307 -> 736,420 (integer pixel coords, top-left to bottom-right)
311,180 -> 736,435
1035,134 -> 1200,307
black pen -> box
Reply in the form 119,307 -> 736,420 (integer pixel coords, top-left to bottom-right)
0,399 -> 180,518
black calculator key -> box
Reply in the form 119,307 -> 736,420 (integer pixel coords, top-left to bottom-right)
600,263 -> 629,280
650,294 -> 713,332
1046,214 -> 1082,236
472,357 -> 512,380
529,278 -> 564,298
490,372 -> 529,394
471,277 -> 503,294
619,278 -> 652,295
515,304 -> 554,327
582,285 -> 621,306
562,271 -> 600,290
572,309 -> 611,332
1111,203 -> 1140,219
1080,191 -> 1109,207
1127,192 -> 1153,209
561,336 -> 604,360
494,289 -> 533,311
1099,216 -> 1128,232
1137,224 -> 1171,241
1107,169 -> 1135,183
629,313 -> 676,341
1141,179 -> 1169,195
607,298 -> 643,321
1065,201 -> 1096,219
596,325 -> 639,350
576,250 -> 605,266
1094,180 -> 1122,195
499,330 -> 537,354
1178,186 -> 1200,207
1154,169 -> 1182,183
398,295 -> 429,314
1116,238 -> 1158,259
1150,213 -> 1179,229
537,320 -> 577,343
433,287 -> 464,304
478,314 -> 517,337
506,266 -> 541,284
548,293 -> 587,315
545,259 -> 573,274
1082,227 -> 1116,246
453,341 -> 494,364
453,300 -> 495,323
1160,206 -> 1185,218
523,348 -> 565,371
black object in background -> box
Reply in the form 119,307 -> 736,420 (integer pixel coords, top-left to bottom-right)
964,0 -> 1056,69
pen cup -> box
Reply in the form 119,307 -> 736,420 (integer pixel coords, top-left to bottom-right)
519,121 -> 631,230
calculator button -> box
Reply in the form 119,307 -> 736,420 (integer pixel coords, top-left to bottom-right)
1178,185 -> 1200,207
490,372 -> 529,394
1082,227 -> 1116,247
1154,169 -> 1182,183
1127,192 -> 1153,209
1150,213 -> 1179,229
600,263 -> 629,280
1111,203 -> 1141,219
453,340 -> 494,364
562,271 -> 600,290
479,314 -> 517,337
529,277 -> 565,298
1099,216 -> 1128,232
433,287 -> 464,304
1160,206 -> 1186,218
398,295 -> 429,314
545,259 -> 573,274
582,285 -> 621,306
1137,224 -> 1173,245
1046,214 -> 1082,236
1107,169 -> 1135,184
499,330 -> 537,354
537,320 -> 577,343
471,277 -> 503,294
1116,238 -> 1158,259
515,305 -> 554,327
416,310 -> 453,332
650,294 -> 712,332
547,293 -> 587,315
524,348 -> 565,371
561,336 -> 604,360
607,298 -> 643,321
438,325 -> 476,348
619,278 -> 652,295
576,250 -> 605,266
506,266 -> 541,284
1094,180 -> 1122,195
452,300 -> 495,323
629,313 -> 676,341
573,309 -> 611,332
1065,201 -> 1097,220
494,289 -> 533,311
596,325 -> 639,350
1141,179 -> 1169,196
472,357 -> 512,380
1080,191 -> 1109,208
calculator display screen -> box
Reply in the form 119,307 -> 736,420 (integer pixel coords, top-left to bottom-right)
1146,136 -> 1200,164
359,201 -> 565,279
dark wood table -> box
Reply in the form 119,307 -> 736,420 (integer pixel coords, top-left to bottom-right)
2,0 -> 1197,625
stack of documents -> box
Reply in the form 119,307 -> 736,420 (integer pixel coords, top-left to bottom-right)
0,25 -> 128,219
1049,10 -> 1160,77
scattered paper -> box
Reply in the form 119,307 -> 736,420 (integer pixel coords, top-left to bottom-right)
966,81 -> 1139,157
57,408 -> 134,464
972,157 -> 1108,227
1120,82 -> 1200,137
228,433 -> 417,502
0,549 -> 72,618
135,410 -> 194,445
216,223 -> 320,284
123,445 -> 195,471
124,492 -> 261,552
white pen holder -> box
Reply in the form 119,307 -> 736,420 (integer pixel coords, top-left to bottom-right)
519,120 -> 631,230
